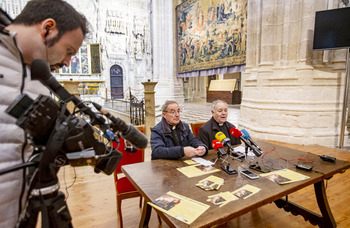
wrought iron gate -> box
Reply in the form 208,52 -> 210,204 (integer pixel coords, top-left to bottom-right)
129,91 -> 144,125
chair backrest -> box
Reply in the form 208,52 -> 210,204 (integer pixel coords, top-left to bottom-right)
190,122 -> 206,137
113,125 -> 145,174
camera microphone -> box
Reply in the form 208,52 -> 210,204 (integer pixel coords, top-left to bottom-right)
229,127 -> 262,157
211,140 -> 227,156
241,129 -> 261,150
92,102 -> 148,149
215,131 -> 233,149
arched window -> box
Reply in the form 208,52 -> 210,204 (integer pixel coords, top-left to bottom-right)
110,65 -> 124,99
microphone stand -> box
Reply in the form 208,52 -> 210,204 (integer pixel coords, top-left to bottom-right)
229,147 -> 246,161
242,141 -> 259,161
244,142 -> 249,159
213,150 -> 229,165
213,148 -> 238,175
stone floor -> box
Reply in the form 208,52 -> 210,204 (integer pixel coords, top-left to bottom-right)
105,99 -> 241,127
180,101 -> 240,127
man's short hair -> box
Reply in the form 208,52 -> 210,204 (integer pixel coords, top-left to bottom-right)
12,0 -> 89,46
211,100 -> 228,112
161,100 -> 179,113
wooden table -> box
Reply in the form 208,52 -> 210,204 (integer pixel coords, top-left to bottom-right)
122,141 -> 350,228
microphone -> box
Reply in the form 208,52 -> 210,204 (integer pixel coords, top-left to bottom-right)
30,59 -> 106,126
241,129 -> 261,150
211,140 -> 227,156
215,131 -> 233,149
92,102 -> 148,149
229,128 -> 262,157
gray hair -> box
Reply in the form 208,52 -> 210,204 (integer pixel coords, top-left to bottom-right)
161,100 -> 179,112
211,100 -> 228,112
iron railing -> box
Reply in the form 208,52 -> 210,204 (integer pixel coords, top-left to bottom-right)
129,94 -> 144,125
104,92 -> 144,125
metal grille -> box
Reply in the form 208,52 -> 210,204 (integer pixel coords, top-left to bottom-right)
129,91 -> 144,125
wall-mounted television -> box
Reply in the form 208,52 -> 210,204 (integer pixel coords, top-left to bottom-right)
313,7 -> 350,50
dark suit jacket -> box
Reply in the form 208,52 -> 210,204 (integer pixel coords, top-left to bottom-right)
197,117 -> 241,150
151,117 -> 208,160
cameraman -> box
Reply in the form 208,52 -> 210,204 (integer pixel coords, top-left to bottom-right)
0,0 -> 88,227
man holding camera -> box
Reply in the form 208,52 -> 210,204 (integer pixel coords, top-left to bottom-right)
0,0 -> 88,226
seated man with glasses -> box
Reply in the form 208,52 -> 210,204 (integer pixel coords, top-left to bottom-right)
151,100 -> 208,160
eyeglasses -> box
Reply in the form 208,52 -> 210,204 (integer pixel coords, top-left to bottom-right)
165,109 -> 181,115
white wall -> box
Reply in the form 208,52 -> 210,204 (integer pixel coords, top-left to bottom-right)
240,0 -> 349,148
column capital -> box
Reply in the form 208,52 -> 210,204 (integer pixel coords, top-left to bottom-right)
142,80 -> 158,92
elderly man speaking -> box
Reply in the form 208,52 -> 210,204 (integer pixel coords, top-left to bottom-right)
197,100 -> 241,150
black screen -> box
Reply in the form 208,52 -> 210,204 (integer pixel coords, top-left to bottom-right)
313,7 -> 350,50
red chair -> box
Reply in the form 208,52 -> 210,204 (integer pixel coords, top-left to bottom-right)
190,122 -> 206,137
113,125 -> 145,228
113,125 -> 160,228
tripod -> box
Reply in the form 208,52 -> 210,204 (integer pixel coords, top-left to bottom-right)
2,74 -> 126,227
16,114 -> 73,228
17,189 -> 72,228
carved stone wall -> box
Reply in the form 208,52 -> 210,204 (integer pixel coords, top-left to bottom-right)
97,0 -> 152,100
2,0 -> 184,107
0,0 -> 27,18
1,0 -> 153,101
240,0 -> 349,147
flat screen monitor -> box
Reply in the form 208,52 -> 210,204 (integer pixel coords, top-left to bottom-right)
313,7 -> 350,50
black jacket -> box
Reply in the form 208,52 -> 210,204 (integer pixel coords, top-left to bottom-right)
197,117 -> 241,150
151,117 -> 208,160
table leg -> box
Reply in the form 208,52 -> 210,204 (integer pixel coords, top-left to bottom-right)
314,180 -> 336,228
274,180 -> 336,228
139,198 -> 152,228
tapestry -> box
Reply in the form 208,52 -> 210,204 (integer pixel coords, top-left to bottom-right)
176,0 -> 247,74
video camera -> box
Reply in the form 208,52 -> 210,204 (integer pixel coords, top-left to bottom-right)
5,92 -> 120,175
5,59 -> 148,177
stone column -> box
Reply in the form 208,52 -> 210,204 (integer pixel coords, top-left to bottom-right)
62,80 -> 81,113
151,0 -> 184,107
240,0 -> 348,147
142,80 -> 158,138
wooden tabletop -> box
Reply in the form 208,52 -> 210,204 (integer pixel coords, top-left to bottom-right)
122,141 -> 350,228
